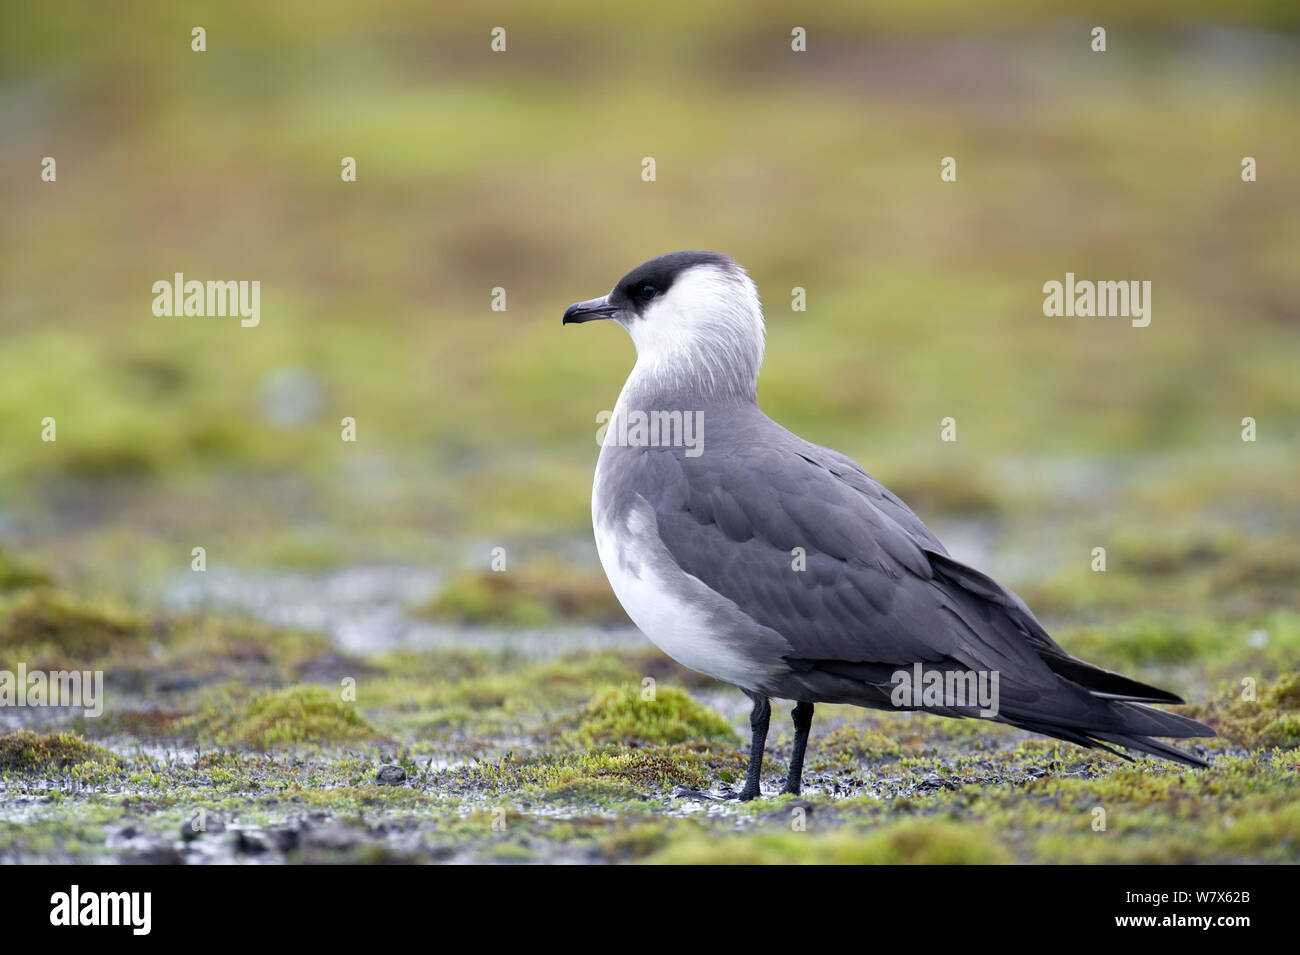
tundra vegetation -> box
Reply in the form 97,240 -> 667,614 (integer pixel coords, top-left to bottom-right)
1,527 -> 1297,863
1,2 -> 1297,862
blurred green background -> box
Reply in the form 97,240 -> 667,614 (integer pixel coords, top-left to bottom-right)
2,0 -> 1298,594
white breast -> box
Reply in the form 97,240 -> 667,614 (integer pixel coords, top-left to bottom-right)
592,493 -> 770,691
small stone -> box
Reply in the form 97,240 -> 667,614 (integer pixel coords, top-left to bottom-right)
916,773 -> 956,792
234,830 -> 269,855
269,826 -> 301,853
673,786 -> 717,801
375,764 -> 407,786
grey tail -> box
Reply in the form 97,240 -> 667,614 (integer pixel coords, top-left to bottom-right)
924,552 -> 1214,766
1031,652 -> 1213,767
1037,652 -> 1185,705
788,653 -> 1216,767
1091,730 -> 1211,768
1003,700 -> 1213,769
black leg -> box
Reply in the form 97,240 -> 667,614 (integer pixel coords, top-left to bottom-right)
737,692 -> 770,801
781,701 -> 815,795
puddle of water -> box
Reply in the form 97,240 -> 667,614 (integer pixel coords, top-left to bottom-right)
162,564 -> 440,653
160,563 -> 646,657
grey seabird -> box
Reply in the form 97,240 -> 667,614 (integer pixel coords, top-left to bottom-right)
564,250 -> 1213,800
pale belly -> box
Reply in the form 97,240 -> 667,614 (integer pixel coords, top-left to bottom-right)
593,498 -> 770,691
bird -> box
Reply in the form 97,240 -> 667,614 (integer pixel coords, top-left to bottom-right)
564,250 -> 1214,800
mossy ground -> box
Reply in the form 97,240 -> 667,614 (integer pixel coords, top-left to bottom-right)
178,685 -> 379,750
414,564 -> 628,628
0,542 -> 1296,863
1,448 -> 1296,864
562,684 -> 736,748
0,731 -> 120,774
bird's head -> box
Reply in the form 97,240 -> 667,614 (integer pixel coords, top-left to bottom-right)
563,251 -> 765,401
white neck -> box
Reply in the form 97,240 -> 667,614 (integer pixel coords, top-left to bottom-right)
616,264 -> 765,404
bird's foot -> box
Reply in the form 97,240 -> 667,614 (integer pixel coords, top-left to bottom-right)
779,782 -> 801,796
736,784 -> 762,802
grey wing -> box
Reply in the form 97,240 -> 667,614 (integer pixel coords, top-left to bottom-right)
635,441 -> 1211,762
791,441 -> 950,557
647,443 -> 1055,681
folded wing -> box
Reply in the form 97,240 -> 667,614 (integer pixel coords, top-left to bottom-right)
640,437 -> 1212,766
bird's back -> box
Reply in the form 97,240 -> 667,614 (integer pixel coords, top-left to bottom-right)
594,399 -> 1212,765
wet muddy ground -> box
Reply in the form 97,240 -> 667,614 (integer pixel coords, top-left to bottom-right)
2,453 -> 1298,864
2,547 -> 1297,864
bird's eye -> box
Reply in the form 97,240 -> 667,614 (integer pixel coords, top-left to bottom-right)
638,283 -> 658,300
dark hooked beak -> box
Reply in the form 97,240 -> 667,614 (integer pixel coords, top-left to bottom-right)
562,296 -> 617,325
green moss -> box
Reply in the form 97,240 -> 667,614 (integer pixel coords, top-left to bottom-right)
1103,529 -> 1300,606
0,549 -> 52,591
486,840 -> 534,862
415,563 -> 627,627
649,819 -> 1011,865
1052,611 -> 1300,680
154,616 -> 342,685
812,723 -> 906,768
601,821 -> 670,861
1215,801 -> 1300,857
556,747 -> 713,792
1062,615 -> 1213,666
0,591 -> 145,658
457,744 -> 720,800
366,652 -> 639,737
563,684 -> 735,748
180,685 -> 379,750
369,647 -> 501,682
1023,531 -> 1300,622
0,731 -> 120,773
972,752 -> 1300,864
1185,673 -> 1300,750
85,707 -> 188,739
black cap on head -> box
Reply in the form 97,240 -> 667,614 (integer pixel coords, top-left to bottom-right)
608,250 -> 737,315
563,250 -> 739,325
